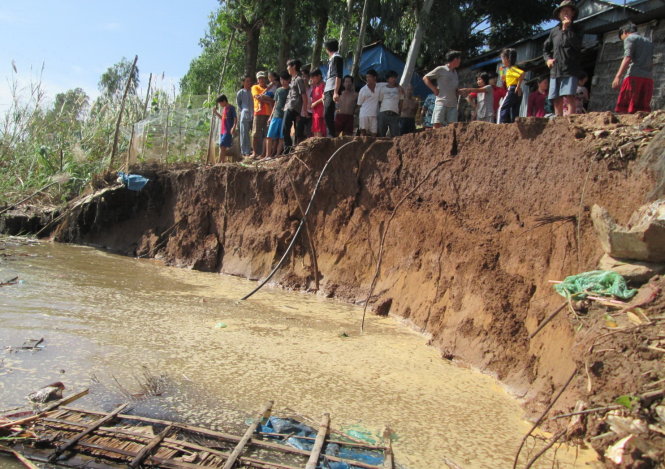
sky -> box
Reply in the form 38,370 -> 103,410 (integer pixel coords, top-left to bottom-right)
0,0 -> 219,110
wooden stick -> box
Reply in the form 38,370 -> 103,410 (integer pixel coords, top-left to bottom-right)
549,404 -> 622,420
382,427 -> 394,469
129,423 -> 172,468
523,429 -> 566,469
257,431 -> 385,449
48,402 -> 129,462
110,55 -> 138,169
288,175 -> 320,291
59,407 -> 386,467
512,369 -> 577,469
305,413 -> 329,469
0,445 -> 40,469
0,389 -> 88,429
222,400 -> 273,469
529,302 -> 567,339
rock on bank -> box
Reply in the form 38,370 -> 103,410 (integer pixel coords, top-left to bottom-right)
53,114 -> 662,411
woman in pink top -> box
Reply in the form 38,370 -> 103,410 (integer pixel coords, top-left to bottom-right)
310,69 -> 326,137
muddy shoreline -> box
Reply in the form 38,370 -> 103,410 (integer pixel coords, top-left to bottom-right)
4,113 -> 665,466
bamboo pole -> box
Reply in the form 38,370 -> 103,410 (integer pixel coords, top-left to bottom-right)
59,406 -> 387,468
222,401 -> 273,469
142,72 -> 152,118
48,402 -> 129,462
217,28 -> 236,92
305,413 -> 329,469
288,175 -> 319,291
0,389 -> 89,429
129,423 -> 172,468
206,113 -> 216,164
109,55 -> 138,170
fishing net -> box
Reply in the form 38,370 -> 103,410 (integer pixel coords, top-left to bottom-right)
554,270 -> 637,300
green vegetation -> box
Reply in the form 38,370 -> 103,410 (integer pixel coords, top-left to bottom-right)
181,0 -> 559,95
0,58 -> 177,207
0,1 -> 558,208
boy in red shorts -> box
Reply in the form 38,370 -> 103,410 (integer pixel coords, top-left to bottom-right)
212,95 -> 236,164
612,22 -> 654,113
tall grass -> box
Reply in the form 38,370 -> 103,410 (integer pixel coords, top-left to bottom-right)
0,71 -> 167,207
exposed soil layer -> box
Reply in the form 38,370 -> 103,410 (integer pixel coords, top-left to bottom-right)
41,112 -> 665,464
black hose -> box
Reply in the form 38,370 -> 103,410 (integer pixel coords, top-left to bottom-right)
241,140 -> 357,301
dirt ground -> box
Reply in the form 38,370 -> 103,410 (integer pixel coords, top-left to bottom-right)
41,111 -> 665,467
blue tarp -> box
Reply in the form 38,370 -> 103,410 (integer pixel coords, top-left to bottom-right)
117,172 -> 149,191
258,417 -> 385,469
319,43 -> 431,98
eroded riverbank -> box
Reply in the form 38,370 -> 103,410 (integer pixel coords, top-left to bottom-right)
1,241 -> 597,468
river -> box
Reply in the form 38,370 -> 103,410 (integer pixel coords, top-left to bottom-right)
0,238 -> 597,468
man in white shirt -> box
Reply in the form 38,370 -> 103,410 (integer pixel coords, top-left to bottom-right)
378,70 -> 404,137
357,69 -> 380,136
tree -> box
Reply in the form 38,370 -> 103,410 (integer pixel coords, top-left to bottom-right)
98,57 -> 139,98
277,0 -> 296,71
310,3 -> 330,68
400,0 -> 435,87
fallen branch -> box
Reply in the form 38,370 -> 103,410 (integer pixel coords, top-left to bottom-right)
529,302 -> 567,339
523,430 -> 566,469
512,369 -> 577,469
0,445 -> 39,469
549,405 -> 623,420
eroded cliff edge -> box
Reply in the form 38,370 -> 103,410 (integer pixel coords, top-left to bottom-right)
53,114 -> 663,416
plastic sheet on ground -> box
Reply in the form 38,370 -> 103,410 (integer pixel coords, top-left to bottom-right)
258,417 -> 385,468
554,270 -> 637,300
117,172 -> 149,191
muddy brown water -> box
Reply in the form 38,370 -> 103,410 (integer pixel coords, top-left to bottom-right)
0,240 -> 597,469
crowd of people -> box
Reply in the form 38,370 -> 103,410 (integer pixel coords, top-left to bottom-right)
212,0 -> 655,163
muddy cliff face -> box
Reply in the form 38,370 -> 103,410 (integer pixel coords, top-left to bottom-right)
53,115 -> 660,411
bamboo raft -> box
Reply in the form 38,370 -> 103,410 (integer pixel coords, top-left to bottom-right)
3,400 -> 394,469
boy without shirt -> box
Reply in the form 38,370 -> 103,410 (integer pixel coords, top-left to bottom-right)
399,85 -> 419,135
335,75 -> 358,136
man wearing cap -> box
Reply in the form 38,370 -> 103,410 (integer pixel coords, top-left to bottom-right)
251,71 -> 271,158
543,0 -> 583,116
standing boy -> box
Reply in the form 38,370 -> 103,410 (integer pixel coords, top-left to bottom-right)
265,72 -> 291,158
212,95 -> 236,164
236,75 -> 253,157
335,75 -> 358,136
612,22 -> 654,113
282,59 -> 308,153
357,69 -> 380,136
378,70 -> 404,137
423,50 -> 462,127
324,39 -> 344,137
543,0 -> 583,116
251,71 -> 271,158
399,85 -> 419,134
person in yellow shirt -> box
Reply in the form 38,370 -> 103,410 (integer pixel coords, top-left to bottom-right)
251,71 -> 272,158
498,48 -> 524,123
